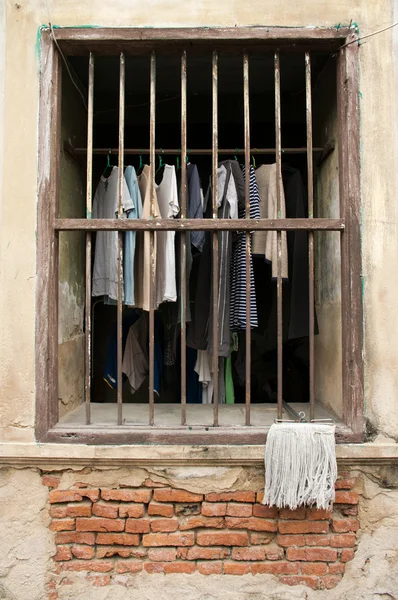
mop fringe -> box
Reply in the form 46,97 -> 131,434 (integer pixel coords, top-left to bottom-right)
263,422 -> 337,510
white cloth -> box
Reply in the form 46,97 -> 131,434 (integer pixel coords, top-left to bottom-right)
194,349 -> 213,404
92,167 -> 133,301
155,165 -> 179,305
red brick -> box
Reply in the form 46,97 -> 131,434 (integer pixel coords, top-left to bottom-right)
335,478 -> 356,490
329,563 -> 345,574
265,544 -> 284,560
101,489 -> 151,503
144,563 -> 165,573
330,534 -> 356,548
224,563 -> 250,575
256,491 -> 264,503
201,502 -> 227,517
179,516 -> 224,530
197,531 -> 248,547
334,491 -> 359,505
119,504 -> 145,518
279,575 -> 319,590
71,545 -> 94,559
276,534 -> 305,547
50,519 -> 75,532
147,548 -> 176,562
232,547 -> 266,561
320,575 -> 343,589
144,478 -> 166,488
286,548 -> 337,562
153,489 -> 203,503
116,560 -> 143,574
341,506 -> 358,516
148,502 -> 174,518
341,548 -> 355,562
332,518 -> 359,533
47,593 -> 59,600
163,563 -> 195,574
55,532 -> 95,545
301,562 -> 327,575
96,533 -> 139,546
61,560 -> 113,573
54,546 -> 72,561
143,533 -> 195,547
175,503 -> 201,516
205,491 -> 255,503
306,508 -> 332,520
49,489 -> 99,503
66,503 -> 92,518
50,506 -> 68,519
250,532 -> 275,545
92,503 -> 118,519
125,518 -> 151,534
197,562 -> 223,575
96,546 -> 146,559
180,547 -> 230,560
42,475 -> 61,488
279,507 -> 306,520
278,521 -> 329,535
304,535 -> 330,547
226,503 -> 252,517
251,562 -> 299,575
76,518 -> 124,532
252,505 -> 278,518
150,518 -> 179,533
225,517 -> 277,532
85,575 -> 111,587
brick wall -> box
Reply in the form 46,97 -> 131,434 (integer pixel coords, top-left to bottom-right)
44,474 -> 359,594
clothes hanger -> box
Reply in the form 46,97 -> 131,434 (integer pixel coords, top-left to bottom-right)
176,156 -> 180,170
155,151 -> 164,176
102,149 -> 113,177
137,153 -> 144,174
252,155 -> 257,169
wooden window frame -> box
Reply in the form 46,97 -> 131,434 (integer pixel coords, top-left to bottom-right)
36,26 -> 364,444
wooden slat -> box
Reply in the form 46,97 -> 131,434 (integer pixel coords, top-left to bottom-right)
55,217 -> 345,231
85,53 -> 94,425
180,50 -> 187,426
117,53 -> 125,427
305,51 -> 315,421
337,36 -> 364,437
274,51 -> 283,420
36,30 -> 62,440
212,50 -> 219,427
243,52 -> 251,427
149,51 -> 156,426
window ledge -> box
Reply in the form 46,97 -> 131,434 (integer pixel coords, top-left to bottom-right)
0,441 -> 397,468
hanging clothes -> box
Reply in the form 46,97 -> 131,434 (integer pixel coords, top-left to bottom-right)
124,166 -> 143,306
194,349 -> 213,404
92,167 -> 134,301
103,310 -> 141,389
134,165 -> 161,311
225,333 -> 238,404
229,165 -> 260,331
252,163 -> 288,280
155,164 -> 179,306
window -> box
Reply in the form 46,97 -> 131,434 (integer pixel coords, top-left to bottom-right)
36,26 -> 363,444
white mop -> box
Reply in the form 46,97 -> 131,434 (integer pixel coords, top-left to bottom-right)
263,422 -> 337,510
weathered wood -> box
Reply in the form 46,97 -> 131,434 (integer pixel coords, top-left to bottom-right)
212,50 -> 219,426
337,37 -> 364,438
36,30 -> 61,440
180,50 -> 187,426
55,218 -> 345,231
117,53 -> 125,426
149,51 -> 156,426
243,52 -> 251,427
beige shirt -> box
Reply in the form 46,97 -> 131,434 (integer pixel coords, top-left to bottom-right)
252,164 -> 288,280
134,165 -> 160,311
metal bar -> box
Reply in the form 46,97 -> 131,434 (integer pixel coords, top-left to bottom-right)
65,142 -> 326,156
212,50 -> 219,427
180,50 -> 187,425
55,217 -> 345,232
243,52 -> 251,427
117,52 -> 125,427
149,51 -> 156,426
85,53 -> 94,425
274,51 -> 283,420
305,51 -> 315,421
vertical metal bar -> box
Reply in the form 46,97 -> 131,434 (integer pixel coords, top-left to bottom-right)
305,51 -> 315,421
212,50 -> 219,426
274,51 -> 283,420
149,51 -> 156,426
85,53 -> 94,425
117,53 -> 125,426
243,52 -> 251,427
180,50 -> 187,425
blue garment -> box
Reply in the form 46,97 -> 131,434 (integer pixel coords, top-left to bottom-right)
124,166 -> 143,306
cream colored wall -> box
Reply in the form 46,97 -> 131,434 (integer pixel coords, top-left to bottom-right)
0,0 -> 397,442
